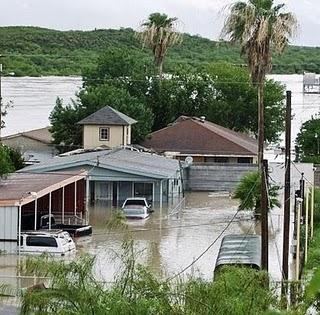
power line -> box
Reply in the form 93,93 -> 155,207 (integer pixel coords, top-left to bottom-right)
166,177 -> 259,281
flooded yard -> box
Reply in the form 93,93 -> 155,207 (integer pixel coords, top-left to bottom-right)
0,191 -> 286,301
79,191 -> 283,282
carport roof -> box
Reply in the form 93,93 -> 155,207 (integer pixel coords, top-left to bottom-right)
21,148 -> 180,179
0,172 -> 86,206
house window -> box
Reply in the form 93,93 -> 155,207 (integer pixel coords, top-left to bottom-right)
99,127 -> 110,141
237,157 -> 253,164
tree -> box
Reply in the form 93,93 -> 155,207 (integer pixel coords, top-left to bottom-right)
222,0 -> 296,169
144,64 -> 285,142
233,171 -> 280,216
296,118 -> 320,163
0,145 -> 24,177
136,13 -> 182,79
49,97 -> 83,151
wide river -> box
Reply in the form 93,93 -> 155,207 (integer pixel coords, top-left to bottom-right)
2,75 -> 320,148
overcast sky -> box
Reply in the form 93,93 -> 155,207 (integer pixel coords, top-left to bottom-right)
2,0 -> 320,47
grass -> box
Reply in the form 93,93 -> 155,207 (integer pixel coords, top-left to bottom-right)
19,250 -> 275,315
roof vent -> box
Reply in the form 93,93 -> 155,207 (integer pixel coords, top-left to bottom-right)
200,116 -> 206,122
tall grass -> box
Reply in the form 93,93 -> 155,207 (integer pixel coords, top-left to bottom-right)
20,250 -> 275,315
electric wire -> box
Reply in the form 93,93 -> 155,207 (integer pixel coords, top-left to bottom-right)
166,176 -> 260,282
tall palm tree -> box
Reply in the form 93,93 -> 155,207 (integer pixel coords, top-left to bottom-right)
222,0 -> 296,170
136,13 -> 182,79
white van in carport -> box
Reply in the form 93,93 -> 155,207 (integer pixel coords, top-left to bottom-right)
19,230 -> 76,255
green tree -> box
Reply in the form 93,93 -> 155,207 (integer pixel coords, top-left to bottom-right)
136,13 -> 182,78
233,171 -> 280,216
296,118 -> 320,163
0,145 -> 23,177
144,64 -> 285,142
222,0 -> 297,169
49,97 -> 83,151
0,146 -> 14,177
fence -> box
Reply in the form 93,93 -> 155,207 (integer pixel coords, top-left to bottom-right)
185,163 -> 257,192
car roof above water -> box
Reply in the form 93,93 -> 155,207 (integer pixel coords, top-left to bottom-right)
215,234 -> 261,271
21,230 -> 67,237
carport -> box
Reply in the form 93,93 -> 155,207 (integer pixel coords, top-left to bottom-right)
0,171 -> 88,253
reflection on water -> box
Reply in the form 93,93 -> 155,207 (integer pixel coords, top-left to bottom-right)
0,191 -> 285,301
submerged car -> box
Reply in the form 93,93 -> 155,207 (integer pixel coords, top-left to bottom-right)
19,230 -> 76,255
122,197 -> 152,219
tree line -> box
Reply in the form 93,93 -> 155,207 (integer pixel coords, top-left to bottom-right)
0,24 -> 318,76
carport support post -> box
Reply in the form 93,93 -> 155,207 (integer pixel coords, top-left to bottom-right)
74,181 -> 77,217
62,186 -> 65,224
85,178 -> 90,224
49,192 -> 52,230
18,203 -> 22,256
34,197 -> 38,230
160,180 -> 163,210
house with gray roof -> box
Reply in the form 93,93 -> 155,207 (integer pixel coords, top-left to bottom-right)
22,147 -> 182,207
77,106 -> 137,150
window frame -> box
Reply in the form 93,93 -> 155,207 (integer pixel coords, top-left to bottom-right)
99,127 -> 110,141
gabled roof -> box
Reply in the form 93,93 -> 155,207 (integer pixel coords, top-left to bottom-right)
77,106 -> 137,126
21,148 -> 180,180
1,127 -> 52,144
142,116 -> 258,156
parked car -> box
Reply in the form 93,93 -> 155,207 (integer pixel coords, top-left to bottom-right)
122,197 -> 152,219
19,230 -> 76,255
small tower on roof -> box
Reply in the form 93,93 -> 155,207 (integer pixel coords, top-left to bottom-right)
77,106 -> 137,150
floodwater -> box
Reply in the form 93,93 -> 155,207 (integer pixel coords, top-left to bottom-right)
0,192 -> 285,299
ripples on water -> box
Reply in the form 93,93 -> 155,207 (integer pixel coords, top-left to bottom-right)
3,75 -> 320,144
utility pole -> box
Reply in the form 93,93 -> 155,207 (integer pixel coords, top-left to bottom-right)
300,174 -> 305,220
261,159 -> 269,270
0,62 -> 2,142
282,90 -> 292,296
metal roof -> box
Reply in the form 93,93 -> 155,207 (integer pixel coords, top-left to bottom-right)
21,148 -> 180,179
215,234 -> 261,271
0,172 -> 86,206
77,106 -> 137,126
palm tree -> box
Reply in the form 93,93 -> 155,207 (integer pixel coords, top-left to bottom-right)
136,13 -> 182,79
222,0 -> 296,170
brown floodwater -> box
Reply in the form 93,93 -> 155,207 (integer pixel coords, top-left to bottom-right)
77,191 -> 284,282
0,191 -> 285,299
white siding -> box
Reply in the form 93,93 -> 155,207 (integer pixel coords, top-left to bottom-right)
0,206 -> 18,253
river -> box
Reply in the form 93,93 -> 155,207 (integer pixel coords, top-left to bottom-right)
2,75 -> 320,146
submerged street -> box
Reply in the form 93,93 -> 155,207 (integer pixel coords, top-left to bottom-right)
79,191 -> 284,282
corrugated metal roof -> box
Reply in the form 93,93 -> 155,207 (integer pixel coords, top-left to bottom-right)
0,172 -> 86,206
77,106 -> 137,126
21,148 -> 180,179
215,234 -> 261,270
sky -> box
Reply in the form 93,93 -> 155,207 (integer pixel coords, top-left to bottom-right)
1,0 -> 320,47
